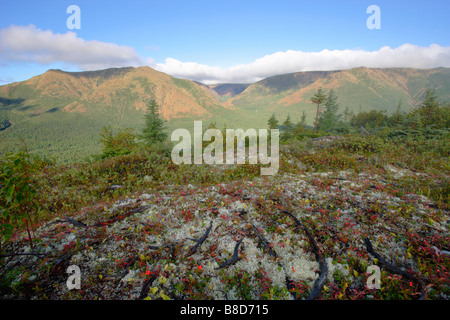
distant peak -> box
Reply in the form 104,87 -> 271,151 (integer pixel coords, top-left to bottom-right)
45,66 -> 136,75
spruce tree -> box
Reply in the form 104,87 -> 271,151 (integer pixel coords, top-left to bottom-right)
300,110 -> 307,127
310,87 -> 327,133
281,115 -> 294,141
267,113 -> 279,130
141,100 -> 167,145
419,89 -> 439,128
283,115 -> 293,128
317,89 -> 341,132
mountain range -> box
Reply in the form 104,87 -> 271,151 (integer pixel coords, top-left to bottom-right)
1,66 -> 449,162
223,67 -> 450,113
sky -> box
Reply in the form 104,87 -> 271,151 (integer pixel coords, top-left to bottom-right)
0,0 -> 449,84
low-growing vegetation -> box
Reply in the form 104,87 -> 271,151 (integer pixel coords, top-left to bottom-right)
0,94 -> 449,300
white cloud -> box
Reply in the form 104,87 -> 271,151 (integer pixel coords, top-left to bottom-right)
1,25 -> 449,85
0,24 -> 145,70
155,44 -> 450,84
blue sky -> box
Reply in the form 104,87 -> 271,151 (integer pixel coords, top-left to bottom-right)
1,0 -> 449,84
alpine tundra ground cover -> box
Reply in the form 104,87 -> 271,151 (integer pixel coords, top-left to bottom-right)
0,133 -> 448,300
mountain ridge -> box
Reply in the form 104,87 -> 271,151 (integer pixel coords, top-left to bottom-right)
2,66 -> 449,117
0,66 -> 230,120
0,66 -> 233,162
1,65 -> 449,163
223,67 -> 450,113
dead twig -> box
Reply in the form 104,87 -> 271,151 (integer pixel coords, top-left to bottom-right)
0,252 -> 47,258
364,237 -> 427,300
51,216 -> 87,228
51,205 -> 151,229
282,210 -> 328,300
187,221 -> 213,256
93,205 -> 151,227
139,265 -> 161,300
63,216 -> 88,228
215,239 -> 243,269
251,224 -> 277,258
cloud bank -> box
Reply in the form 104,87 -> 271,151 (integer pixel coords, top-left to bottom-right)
1,24 -> 449,84
0,25 -> 145,70
155,44 -> 450,84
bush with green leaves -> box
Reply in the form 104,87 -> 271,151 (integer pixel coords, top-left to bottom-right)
350,110 -> 388,129
98,126 -> 137,159
333,135 -> 383,154
0,151 -> 41,253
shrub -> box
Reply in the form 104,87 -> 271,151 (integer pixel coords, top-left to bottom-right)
350,110 -> 388,129
333,135 -> 383,154
0,151 -> 40,253
98,126 -> 137,159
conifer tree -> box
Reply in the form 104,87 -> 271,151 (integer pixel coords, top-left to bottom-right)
310,87 -> 327,133
283,114 -> 293,128
141,100 -> 167,145
300,110 -> 307,127
281,115 -> 294,141
419,89 -> 439,128
317,89 -> 341,132
267,113 -> 279,130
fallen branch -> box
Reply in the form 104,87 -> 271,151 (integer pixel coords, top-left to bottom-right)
216,239 -> 242,269
187,221 -> 213,256
93,205 -> 151,227
282,210 -> 328,300
249,221 -> 297,300
139,274 -> 157,299
139,266 -> 160,300
51,216 -> 87,228
364,237 -> 427,300
251,224 -> 277,258
0,252 -> 47,258
50,253 -> 73,275
282,211 -> 319,260
64,216 -> 88,228
51,205 -> 151,229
